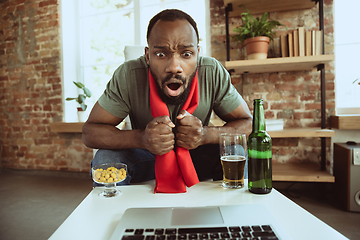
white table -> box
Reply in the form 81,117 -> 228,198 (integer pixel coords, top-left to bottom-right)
49,181 -> 348,240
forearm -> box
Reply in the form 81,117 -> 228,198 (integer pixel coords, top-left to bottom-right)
201,118 -> 252,145
82,122 -> 145,150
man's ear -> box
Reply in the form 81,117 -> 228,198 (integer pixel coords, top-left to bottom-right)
145,47 -> 150,65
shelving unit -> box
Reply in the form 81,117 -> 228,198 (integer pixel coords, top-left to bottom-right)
272,162 -> 334,182
224,0 -> 335,182
225,55 -> 334,74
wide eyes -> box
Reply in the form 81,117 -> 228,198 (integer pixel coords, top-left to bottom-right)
182,51 -> 192,58
155,51 -> 193,59
156,52 -> 166,58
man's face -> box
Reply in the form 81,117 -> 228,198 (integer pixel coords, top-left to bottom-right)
145,19 -> 200,105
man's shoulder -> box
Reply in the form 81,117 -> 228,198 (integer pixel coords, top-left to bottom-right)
111,55 -> 148,85
113,55 -> 148,76
197,56 -> 228,81
198,56 -> 222,68
122,55 -> 148,71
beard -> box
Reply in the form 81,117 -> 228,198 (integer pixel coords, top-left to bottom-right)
151,68 -> 197,105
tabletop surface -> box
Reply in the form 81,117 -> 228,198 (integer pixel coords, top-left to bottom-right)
49,180 -> 348,240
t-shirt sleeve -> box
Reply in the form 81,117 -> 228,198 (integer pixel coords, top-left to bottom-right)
98,64 -> 130,119
212,59 -> 243,117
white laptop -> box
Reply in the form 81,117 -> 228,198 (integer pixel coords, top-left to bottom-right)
110,204 -> 291,240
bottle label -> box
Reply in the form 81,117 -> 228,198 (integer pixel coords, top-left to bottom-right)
248,149 -> 272,159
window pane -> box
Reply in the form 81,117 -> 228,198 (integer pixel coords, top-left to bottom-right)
334,44 -> 360,109
334,0 -> 360,110
334,0 -> 360,45
81,10 -> 134,66
83,64 -> 120,103
80,6 -> 135,104
80,0 -> 134,16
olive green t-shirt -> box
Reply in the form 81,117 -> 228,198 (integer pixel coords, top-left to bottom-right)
98,55 -> 243,129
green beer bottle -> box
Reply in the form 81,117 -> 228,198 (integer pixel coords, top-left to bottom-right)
248,99 -> 272,194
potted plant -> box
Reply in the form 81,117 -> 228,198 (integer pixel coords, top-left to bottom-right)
232,6 -> 286,60
66,81 -> 92,122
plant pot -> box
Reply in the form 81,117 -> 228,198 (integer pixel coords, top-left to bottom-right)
243,36 -> 270,60
77,107 -> 89,122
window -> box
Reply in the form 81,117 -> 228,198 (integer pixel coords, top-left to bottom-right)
61,0 -> 210,122
334,0 -> 360,113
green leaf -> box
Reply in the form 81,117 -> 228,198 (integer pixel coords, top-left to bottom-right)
80,103 -> 87,111
78,94 -> 86,104
232,6 -> 286,44
73,81 -> 85,89
66,97 -> 77,101
83,87 -> 92,98
260,12 -> 268,23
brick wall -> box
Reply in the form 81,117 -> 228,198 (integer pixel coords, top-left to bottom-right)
210,0 -> 335,169
0,0 -> 92,172
0,0 -> 335,173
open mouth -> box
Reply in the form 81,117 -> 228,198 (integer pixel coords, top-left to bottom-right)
167,83 -> 182,91
164,80 -> 184,97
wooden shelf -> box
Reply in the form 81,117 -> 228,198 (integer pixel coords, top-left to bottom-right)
212,118 -> 334,138
225,55 -> 334,74
50,122 -> 83,133
224,0 -> 316,17
273,162 -> 334,182
330,115 -> 360,130
50,121 -> 126,133
268,128 -> 334,138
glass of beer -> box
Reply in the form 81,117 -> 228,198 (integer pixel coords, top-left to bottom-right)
220,133 -> 247,189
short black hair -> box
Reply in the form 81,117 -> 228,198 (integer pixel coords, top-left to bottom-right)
146,9 -> 199,44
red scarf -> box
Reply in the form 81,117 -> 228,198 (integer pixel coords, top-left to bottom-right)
149,69 -> 200,193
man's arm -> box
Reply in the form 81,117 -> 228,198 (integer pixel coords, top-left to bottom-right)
216,97 -> 253,137
176,98 -> 252,150
82,102 -> 176,155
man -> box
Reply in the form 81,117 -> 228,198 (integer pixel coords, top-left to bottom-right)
82,9 -> 252,189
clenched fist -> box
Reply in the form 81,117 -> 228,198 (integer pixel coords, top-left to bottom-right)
143,116 -> 175,155
176,110 -> 204,150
